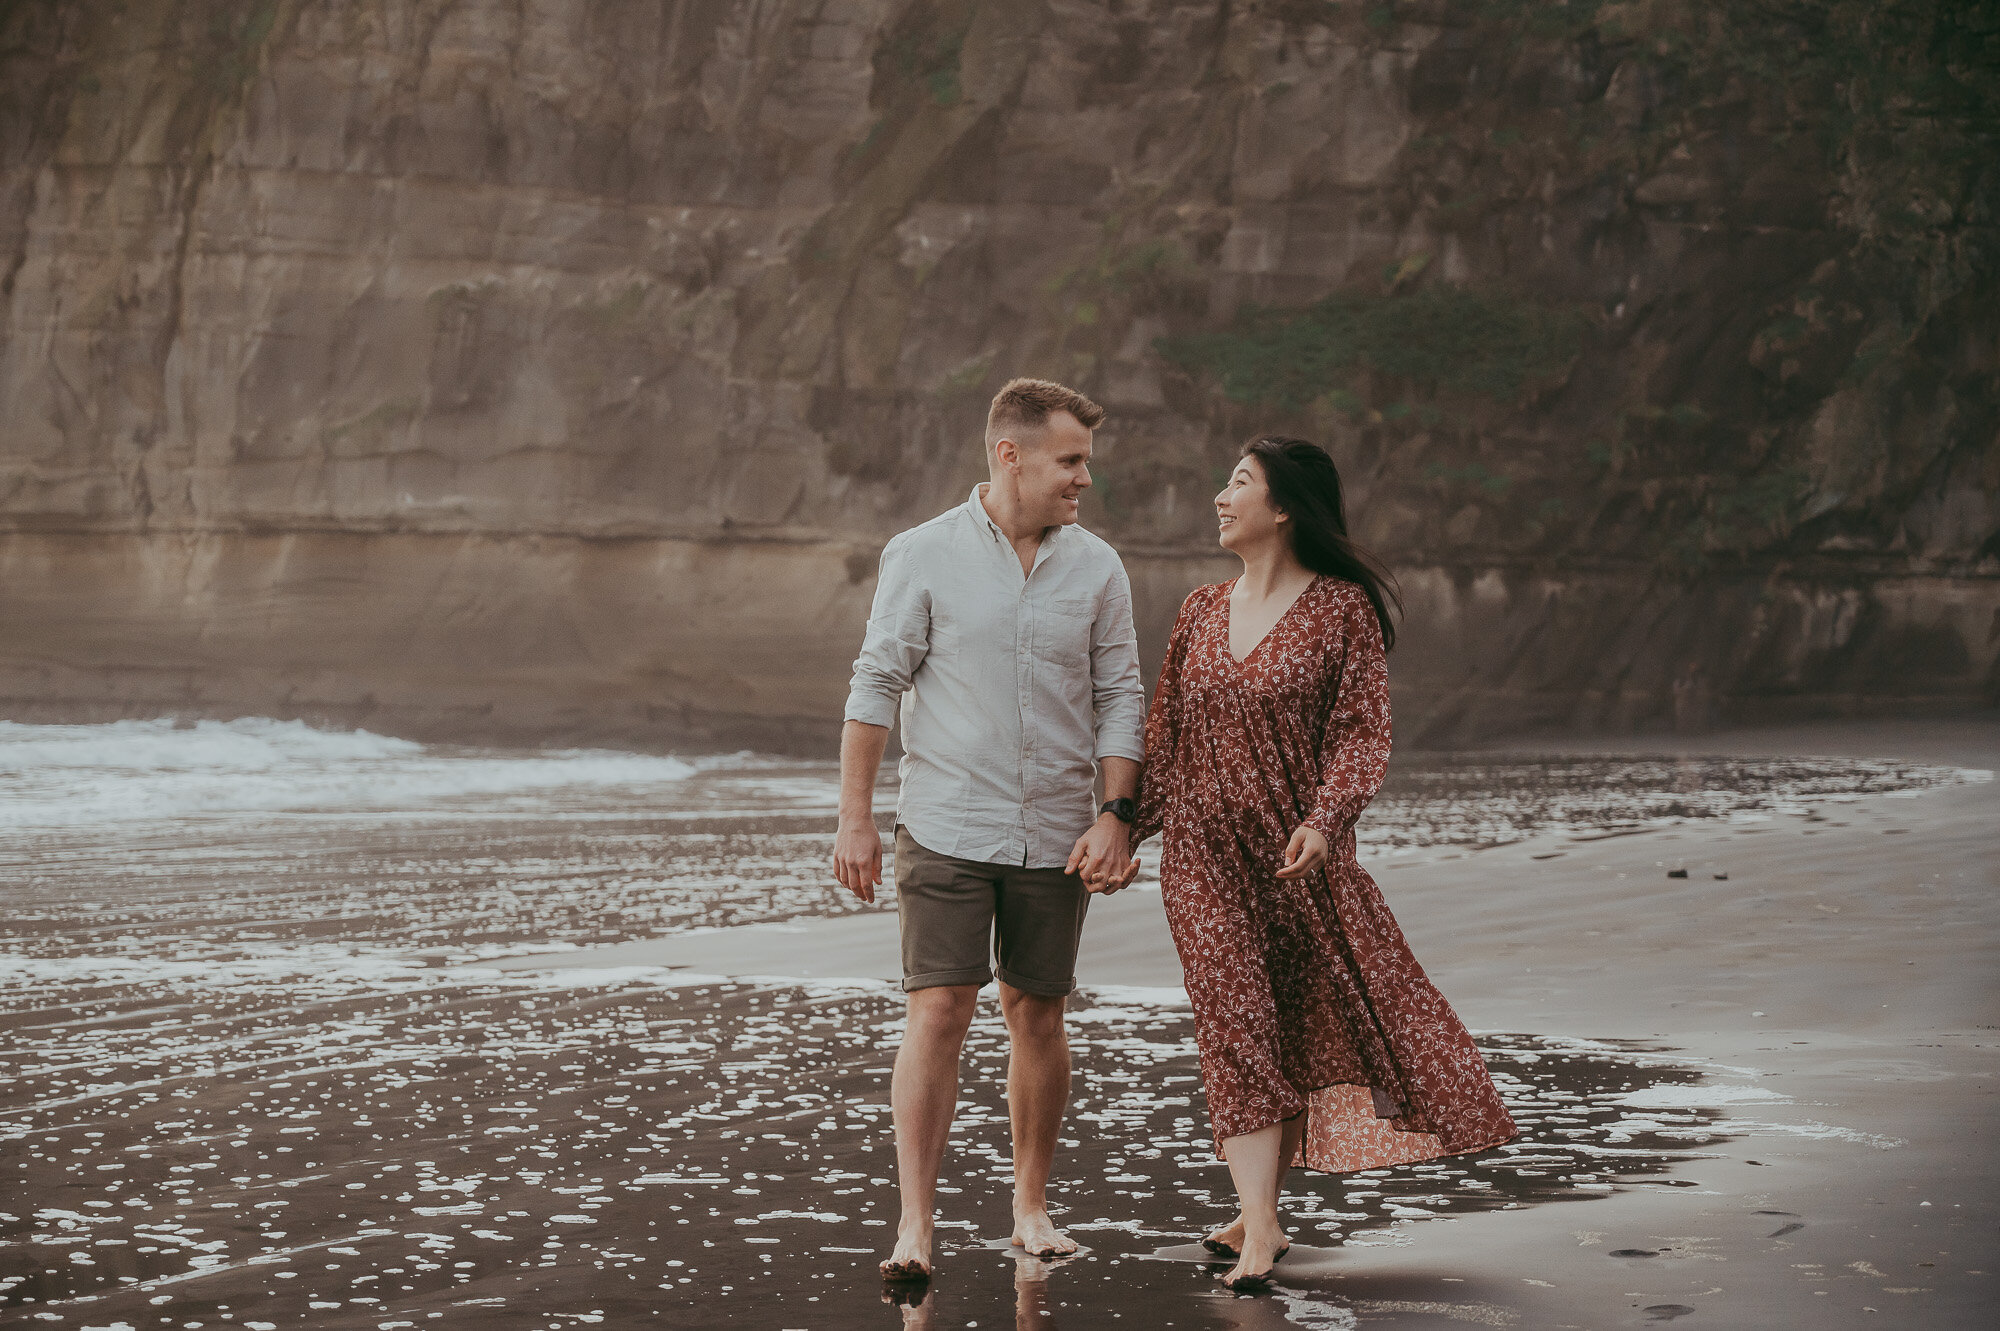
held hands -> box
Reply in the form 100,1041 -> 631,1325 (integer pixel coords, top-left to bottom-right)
831,818 -> 884,904
1274,825 -> 1330,880
1067,814 -> 1139,895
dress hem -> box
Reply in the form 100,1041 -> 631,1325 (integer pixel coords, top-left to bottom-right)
1211,1076 -> 1519,1175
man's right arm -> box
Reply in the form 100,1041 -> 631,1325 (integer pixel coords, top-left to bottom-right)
833,537 -> 927,905
833,720 -> 891,903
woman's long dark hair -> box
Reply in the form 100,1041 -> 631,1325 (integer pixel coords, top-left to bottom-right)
1242,436 -> 1402,651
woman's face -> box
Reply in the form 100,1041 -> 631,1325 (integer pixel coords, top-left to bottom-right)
1215,454 -> 1285,552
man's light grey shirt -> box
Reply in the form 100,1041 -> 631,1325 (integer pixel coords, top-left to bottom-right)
844,485 -> 1147,869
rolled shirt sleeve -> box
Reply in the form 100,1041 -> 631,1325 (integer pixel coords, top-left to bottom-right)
843,536 -> 929,729
1089,565 -> 1146,763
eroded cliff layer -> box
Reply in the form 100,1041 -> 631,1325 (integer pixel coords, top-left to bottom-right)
2,0 -> 1994,747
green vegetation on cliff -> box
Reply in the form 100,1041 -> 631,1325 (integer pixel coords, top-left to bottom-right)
1158,285 -> 1589,412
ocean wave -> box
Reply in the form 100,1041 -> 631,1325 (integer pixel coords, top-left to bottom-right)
0,717 -> 705,828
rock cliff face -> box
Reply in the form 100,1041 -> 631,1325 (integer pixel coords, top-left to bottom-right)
2,0 -> 1995,748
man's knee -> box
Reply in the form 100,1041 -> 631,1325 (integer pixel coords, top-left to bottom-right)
906,983 -> 981,1038
998,983 -> 1067,1038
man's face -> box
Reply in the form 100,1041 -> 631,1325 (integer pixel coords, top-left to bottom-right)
1010,411 -> 1093,527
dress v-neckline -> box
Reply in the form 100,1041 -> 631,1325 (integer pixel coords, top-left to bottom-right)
1221,574 -> 1319,665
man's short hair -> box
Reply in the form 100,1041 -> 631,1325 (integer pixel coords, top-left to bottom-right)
985,377 -> 1105,445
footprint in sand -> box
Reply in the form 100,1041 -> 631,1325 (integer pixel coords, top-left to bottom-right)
1644,1306 -> 1697,1321
1756,1208 -> 1804,1238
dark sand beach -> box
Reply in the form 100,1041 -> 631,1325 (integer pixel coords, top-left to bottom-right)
3,718 -> 1993,1329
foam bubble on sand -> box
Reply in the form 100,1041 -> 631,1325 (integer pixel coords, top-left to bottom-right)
0,717 -> 703,828
1513,1034 -> 1764,1078
791,978 -> 900,999
1613,1084 -> 1792,1109
3,948 -> 431,989
1360,753 -> 1980,853
1271,1293 -> 1363,1329
1725,1118 -> 1904,1149
1605,1082 -> 1903,1149
1069,985 -> 1194,1015
457,961 -> 895,1001
721,974 -> 898,997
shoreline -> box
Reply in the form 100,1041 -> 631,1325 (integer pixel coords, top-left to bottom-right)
5,697 -> 1993,765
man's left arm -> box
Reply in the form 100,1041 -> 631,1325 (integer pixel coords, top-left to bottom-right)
1067,755 -> 1138,889
1068,565 -> 1147,891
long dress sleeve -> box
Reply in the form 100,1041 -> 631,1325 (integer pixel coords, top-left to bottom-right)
1134,586 -> 1208,845
1300,591 -> 1392,845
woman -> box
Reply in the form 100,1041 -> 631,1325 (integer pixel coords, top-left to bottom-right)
1134,437 -> 1517,1291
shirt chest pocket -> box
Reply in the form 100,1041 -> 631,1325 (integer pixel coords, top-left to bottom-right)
1032,595 -> 1096,664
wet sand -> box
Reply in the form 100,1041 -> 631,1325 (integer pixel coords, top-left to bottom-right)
1268,719 -> 1999,1328
4,720 -> 1993,1328
485,719 -> 1999,1328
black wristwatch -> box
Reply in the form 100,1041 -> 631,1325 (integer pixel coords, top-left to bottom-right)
1099,797 -> 1137,825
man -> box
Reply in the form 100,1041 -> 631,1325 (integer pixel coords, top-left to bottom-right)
832,377 -> 1147,1281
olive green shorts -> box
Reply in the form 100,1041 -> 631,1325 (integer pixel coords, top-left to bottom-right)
892,826 -> 1090,996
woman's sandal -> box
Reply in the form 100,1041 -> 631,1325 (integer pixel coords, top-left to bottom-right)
1201,1237 -> 1289,1262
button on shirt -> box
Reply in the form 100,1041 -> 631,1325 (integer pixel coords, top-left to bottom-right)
844,485 -> 1147,868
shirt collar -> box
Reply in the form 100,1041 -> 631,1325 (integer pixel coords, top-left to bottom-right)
969,484 -> 1002,540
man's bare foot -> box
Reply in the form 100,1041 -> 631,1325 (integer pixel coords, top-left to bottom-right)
1219,1225 -> 1290,1290
1011,1208 -> 1078,1258
880,1222 -> 933,1282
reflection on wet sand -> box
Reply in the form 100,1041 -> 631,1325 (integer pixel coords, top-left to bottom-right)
1013,1254 -> 1059,1329
0,948 -> 1732,1325
1,725 -> 1977,1327
880,1255 -> 1067,1330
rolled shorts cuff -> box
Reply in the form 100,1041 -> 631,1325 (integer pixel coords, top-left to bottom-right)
902,965 -> 991,993
995,965 -> 1075,998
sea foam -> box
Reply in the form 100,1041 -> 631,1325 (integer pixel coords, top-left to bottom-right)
0,717 -> 702,828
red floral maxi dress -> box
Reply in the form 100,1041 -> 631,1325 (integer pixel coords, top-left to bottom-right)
1135,576 -> 1517,1172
